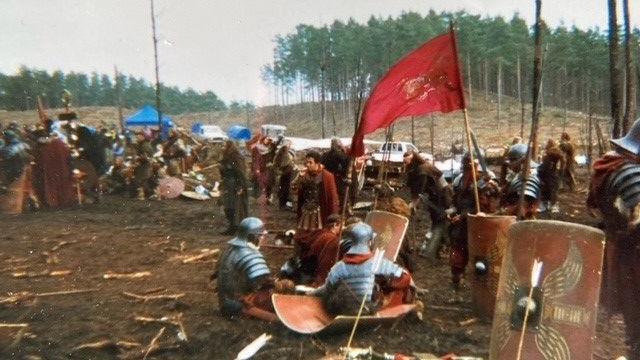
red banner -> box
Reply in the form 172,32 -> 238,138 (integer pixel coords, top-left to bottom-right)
350,29 -> 465,157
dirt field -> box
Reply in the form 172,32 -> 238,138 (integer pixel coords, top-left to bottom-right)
0,168 -> 629,359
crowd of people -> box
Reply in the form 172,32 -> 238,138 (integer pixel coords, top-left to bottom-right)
4,112 -> 640,358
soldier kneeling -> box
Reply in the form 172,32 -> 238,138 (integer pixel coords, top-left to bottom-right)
306,223 -> 415,316
214,217 -> 292,322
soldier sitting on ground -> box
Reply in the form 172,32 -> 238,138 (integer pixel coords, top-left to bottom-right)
214,217 -> 293,322
305,223 -> 415,316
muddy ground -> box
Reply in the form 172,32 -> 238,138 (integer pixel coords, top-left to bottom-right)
0,168 -> 630,359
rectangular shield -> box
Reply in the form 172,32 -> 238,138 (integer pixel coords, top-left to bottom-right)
365,210 -> 409,262
489,220 -> 605,360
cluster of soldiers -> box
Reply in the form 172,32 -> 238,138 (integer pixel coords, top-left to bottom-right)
215,137 -> 418,321
403,131 -> 577,288
0,115 -> 196,213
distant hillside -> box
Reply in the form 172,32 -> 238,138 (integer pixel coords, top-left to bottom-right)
0,93 -> 608,156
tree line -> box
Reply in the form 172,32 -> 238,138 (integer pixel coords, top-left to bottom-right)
0,66 -> 245,114
263,9 -> 640,130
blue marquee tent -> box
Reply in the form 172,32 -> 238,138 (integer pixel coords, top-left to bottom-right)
227,125 -> 251,141
125,105 -> 174,129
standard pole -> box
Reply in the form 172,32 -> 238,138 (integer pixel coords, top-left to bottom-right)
114,65 -> 124,133
150,0 -> 162,131
462,108 -> 481,214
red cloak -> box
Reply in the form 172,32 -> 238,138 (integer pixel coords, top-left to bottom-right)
33,138 -> 75,208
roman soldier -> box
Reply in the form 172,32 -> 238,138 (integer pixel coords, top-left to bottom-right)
403,150 -> 451,260
499,143 -> 541,219
295,150 -> 339,232
449,151 -> 500,288
273,140 -> 296,210
219,140 -> 249,235
0,130 -> 30,190
321,137 -> 350,207
559,131 -> 577,191
215,217 -> 292,322
131,130 -> 156,199
538,139 -> 565,213
306,223 -> 415,315
587,118 -> 640,358
162,129 -> 187,176
31,121 -> 76,208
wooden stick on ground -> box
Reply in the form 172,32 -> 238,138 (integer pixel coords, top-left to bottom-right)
134,314 -> 188,342
0,289 -> 98,305
143,327 -> 166,360
123,291 -> 185,302
103,271 -> 151,280
72,339 -> 141,352
0,323 -> 29,328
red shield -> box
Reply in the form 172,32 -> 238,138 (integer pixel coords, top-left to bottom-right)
467,214 -> 516,320
158,177 -> 185,199
365,210 -> 409,262
272,294 -> 415,334
489,220 -> 605,360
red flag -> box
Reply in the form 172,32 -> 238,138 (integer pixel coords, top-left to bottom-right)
350,29 -> 465,157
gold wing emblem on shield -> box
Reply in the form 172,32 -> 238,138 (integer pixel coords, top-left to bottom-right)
532,240 -> 583,360
489,246 -> 520,358
535,324 -> 571,360
542,241 -> 583,300
375,224 -> 393,249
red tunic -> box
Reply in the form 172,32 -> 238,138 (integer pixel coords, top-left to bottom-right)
33,138 -> 75,208
296,168 -> 339,228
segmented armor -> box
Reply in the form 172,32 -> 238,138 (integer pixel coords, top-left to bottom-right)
216,238 -> 271,315
325,257 -> 403,303
606,164 -> 640,212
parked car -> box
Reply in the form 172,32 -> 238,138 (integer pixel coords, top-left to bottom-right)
261,124 -> 286,140
192,124 -> 229,143
365,141 -> 432,177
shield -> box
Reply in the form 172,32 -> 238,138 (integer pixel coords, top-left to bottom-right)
467,214 -> 516,320
489,220 -> 605,360
272,294 -> 415,334
158,177 -> 185,199
365,210 -> 409,262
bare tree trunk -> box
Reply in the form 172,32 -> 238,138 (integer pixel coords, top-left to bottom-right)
497,58 -> 502,131
623,0 -> 637,132
609,0 -> 624,137
411,116 -> 415,145
484,60 -> 489,105
530,0 -> 544,160
430,115 -> 435,155
321,65 -> 326,138
467,54 -> 473,107
114,66 -> 124,132
517,56 -> 525,138
587,86 -> 593,166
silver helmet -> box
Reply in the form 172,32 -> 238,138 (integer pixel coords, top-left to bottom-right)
610,118 -> 640,155
345,223 -> 376,255
505,143 -> 528,165
235,217 -> 266,243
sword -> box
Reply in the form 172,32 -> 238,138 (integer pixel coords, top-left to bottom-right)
470,131 -> 488,173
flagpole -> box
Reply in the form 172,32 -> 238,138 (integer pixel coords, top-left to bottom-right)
450,23 -> 481,214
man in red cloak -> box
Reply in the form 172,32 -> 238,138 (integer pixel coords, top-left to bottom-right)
32,124 -> 75,208
295,150 -> 339,231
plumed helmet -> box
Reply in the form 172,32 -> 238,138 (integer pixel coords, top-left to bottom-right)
345,223 -> 375,255
236,217 -> 265,242
610,118 -> 640,155
505,143 -> 528,164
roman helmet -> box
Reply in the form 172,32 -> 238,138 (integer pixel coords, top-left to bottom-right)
610,118 -> 640,156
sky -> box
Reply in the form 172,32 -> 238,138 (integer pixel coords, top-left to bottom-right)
1,0 -> 637,106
